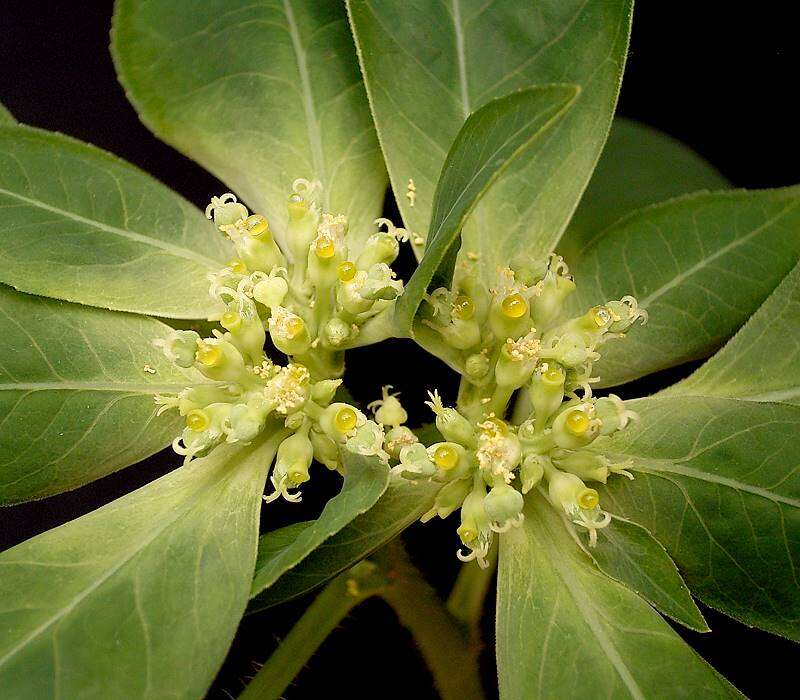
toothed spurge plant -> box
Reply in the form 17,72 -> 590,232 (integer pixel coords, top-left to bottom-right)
0,2 -> 798,698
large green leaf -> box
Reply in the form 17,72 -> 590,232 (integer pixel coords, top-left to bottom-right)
597,395 -> 800,641
570,187 -> 800,387
0,284 -> 195,504
0,102 -> 15,125
586,515 -> 707,632
251,449 -> 390,596
112,0 -> 386,250
0,126 -> 226,317
0,433 -> 282,697
348,0 -> 632,265
394,85 -> 578,333
249,478 -> 439,610
666,260 -> 800,404
497,494 -> 740,699
559,118 -> 729,261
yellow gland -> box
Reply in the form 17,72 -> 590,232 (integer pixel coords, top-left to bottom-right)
334,406 -> 358,433
220,311 -> 241,331
484,416 -> 509,437
228,259 -> 247,275
457,524 -> 477,543
288,468 -> 310,486
501,293 -> 527,319
195,343 -> 222,367
186,409 -> 210,432
433,444 -> 459,470
578,488 -> 600,510
285,316 -> 305,339
452,295 -> 476,320
337,261 -> 357,282
543,366 -> 565,384
592,305 -> 612,327
245,214 -> 269,236
315,236 -> 336,259
565,409 -> 590,435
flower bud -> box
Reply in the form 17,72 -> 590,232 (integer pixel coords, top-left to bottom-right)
359,263 -> 403,301
484,481 -> 524,530
345,419 -> 387,461
268,306 -> 312,356
206,193 -> 248,228
606,296 -> 647,333
531,270 -> 576,329
311,379 -> 342,406
420,477 -> 471,522
337,271 -> 374,315
356,231 -> 399,269
594,394 -> 638,435
369,386 -> 408,427
529,361 -> 565,429
323,317 -> 352,347
520,453 -> 546,493
551,449 -> 609,483
225,402 -> 268,444
465,353 -> 490,380
424,390 -> 476,448
310,427 -> 340,470
253,275 -> 288,309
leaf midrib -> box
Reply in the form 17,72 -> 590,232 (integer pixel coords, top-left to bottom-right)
0,186 -> 220,269
282,0 -> 327,202
0,440 -> 266,671
638,199 -> 800,308
537,509 -> 646,700
0,381 -> 191,394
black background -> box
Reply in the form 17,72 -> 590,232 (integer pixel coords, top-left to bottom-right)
1,2 -> 798,698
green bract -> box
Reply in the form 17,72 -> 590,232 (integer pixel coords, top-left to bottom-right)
0,3 -> 797,699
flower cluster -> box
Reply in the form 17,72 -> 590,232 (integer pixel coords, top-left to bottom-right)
382,257 -> 646,566
153,183 -> 407,501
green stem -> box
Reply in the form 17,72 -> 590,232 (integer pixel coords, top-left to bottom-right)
378,541 -> 486,700
239,562 -> 388,700
446,540 -> 498,633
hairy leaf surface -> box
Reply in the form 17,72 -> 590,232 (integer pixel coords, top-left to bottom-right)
0,126 -> 226,317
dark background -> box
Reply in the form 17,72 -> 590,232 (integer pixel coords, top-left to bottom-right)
1,2 -> 798,698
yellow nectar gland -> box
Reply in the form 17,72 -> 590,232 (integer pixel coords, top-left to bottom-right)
195,343 -> 222,367
337,261 -> 357,282
457,524 -> 477,543
288,467 -> 310,486
245,214 -> 269,237
483,416 -> 509,438
592,305 -> 612,327
578,488 -> 599,510
433,444 -> 459,470
228,259 -> 248,275
565,409 -> 590,435
220,311 -> 241,331
315,236 -> 336,259
186,409 -> 210,432
501,293 -> 527,319
452,295 -> 476,320
543,366 -> 565,385
334,406 -> 358,433
285,316 -> 305,339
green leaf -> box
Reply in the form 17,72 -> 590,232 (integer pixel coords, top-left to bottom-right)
112,0 -> 386,251
0,102 -> 16,125
569,187 -> 800,387
0,284 -> 195,504
0,433 -> 282,697
394,85 -> 579,333
0,126 -> 227,317
348,0 -> 632,264
497,493 -> 741,699
249,478 -> 439,611
666,260 -> 800,404
585,515 -> 708,632
250,449 -> 390,597
597,395 -> 800,641
559,118 -> 729,261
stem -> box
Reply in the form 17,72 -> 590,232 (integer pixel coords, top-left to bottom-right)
446,540 -> 498,633
240,562 -> 388,700
378,541 -> 486,700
